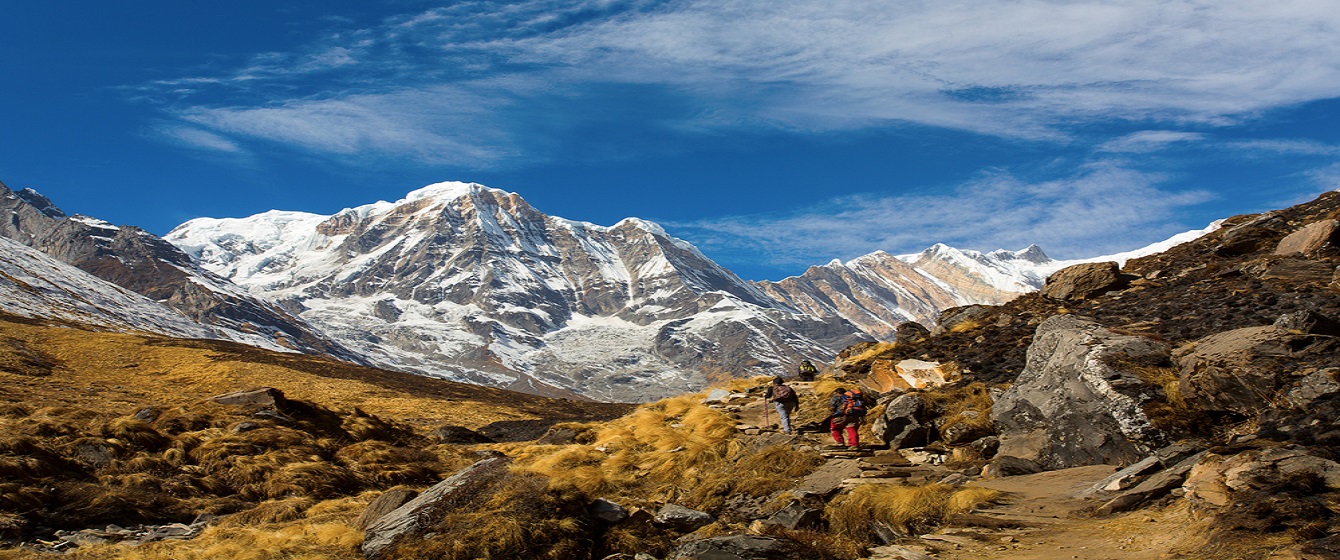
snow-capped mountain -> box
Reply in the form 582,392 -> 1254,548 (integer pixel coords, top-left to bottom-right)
756,244 -> 1061,339
757,225 -> 1221,340
168,182 -> 868,401
0,182 -> 363,361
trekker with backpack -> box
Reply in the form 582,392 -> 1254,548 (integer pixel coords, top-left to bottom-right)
828,387 -> 867,449
765,376 -> 800,434
798,359 -> 817,381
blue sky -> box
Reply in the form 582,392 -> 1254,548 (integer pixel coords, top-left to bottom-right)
3,1 -> 1339,280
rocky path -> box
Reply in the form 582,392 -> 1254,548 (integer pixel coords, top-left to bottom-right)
712,382 -> 1191,560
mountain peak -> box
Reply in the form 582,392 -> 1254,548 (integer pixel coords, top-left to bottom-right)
12,187 -> 67,219
403,181 -> 504,204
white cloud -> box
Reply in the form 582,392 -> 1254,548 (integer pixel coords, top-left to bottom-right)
1228,139 -> 1340,156
1098,131 -> 1206,153
148,0 -> 1340,164
176,85 -> 525,166
154,125 -> 246,154
670,164 -> 1215,265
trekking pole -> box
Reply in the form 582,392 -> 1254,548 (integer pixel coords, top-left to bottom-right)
763,388 -> 770,430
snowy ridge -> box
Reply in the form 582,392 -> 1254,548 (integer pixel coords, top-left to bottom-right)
169,182 -> 863,401
0,236 -> 216,337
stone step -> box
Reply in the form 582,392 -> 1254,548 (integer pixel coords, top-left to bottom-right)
861,454 -> 914,466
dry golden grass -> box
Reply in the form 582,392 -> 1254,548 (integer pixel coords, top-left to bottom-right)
839,342 -> 896,367
922,382 -> 996,433
0,314 -> 629,432
827,484 -> 1002,545
1131,365 -> 1214,437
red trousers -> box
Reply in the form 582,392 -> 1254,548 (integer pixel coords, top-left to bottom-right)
830,416 -> 859,446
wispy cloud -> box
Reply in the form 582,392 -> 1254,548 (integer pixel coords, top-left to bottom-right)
1228,139 -> 1340,156
1098,131 -> 1205,153
153,124 -> 247,154
144,0 -> 1340,165
669,164 -> 1215,266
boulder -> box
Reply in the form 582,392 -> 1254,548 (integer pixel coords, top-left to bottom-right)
760,500 -> 822,530
354,489 -> 419,530
588,498 -> 629,524
1040,262 -> 1124,301
1095,451 -> 1207,515
1174,326 -> 1304,416
1274,219 -> 1339,256
672,535 -> 797,560
1274,310 -> 1340,336
981,455 -> 1042,478
211,387 -> 287,408
1216,215 -> 1287,256
654,504 -> 714,532
362,457 -> 511,559
870,394 -> 933,449
704,389 -> 732,403
895,322 -> 930,344
1184,446 -> 1340,511
895,360 -> 961,389
1286,369 -> 1340,409
991,315 -> 1167,470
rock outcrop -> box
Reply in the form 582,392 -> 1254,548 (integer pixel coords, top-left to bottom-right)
991,315 -> 1167,470
362,457 -> 512,559
1039,262 -> 1124,301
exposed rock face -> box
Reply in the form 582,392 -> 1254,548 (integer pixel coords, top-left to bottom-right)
0,183 -> 360,362
672,535 -> 797,560
1040,262 -> 1124,301
170,183 -> 868,401
362,457 -> 512,559
1174,326 -> 1312,416
1183,445 -> 1340,510
1275,219 -> 1339,256
991,315 -> 1167,470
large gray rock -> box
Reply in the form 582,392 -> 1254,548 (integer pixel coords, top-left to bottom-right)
672,535 -> 797,560
654,504 -> 715,532
362,457 -> 512,559
991,315 -> 1167,470
1040,262 -> 1124,301
760,500 -> 822,530
870,394 -> 933,449
1174,326 -> 1304,416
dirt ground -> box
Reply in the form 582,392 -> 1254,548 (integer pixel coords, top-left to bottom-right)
919,466 -> 1207,560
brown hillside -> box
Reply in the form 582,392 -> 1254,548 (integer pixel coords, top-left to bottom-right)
851,190 -> 1340,387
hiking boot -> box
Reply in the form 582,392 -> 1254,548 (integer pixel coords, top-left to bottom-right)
848,445 -> 861,450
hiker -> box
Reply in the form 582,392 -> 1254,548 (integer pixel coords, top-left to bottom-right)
828,387 -> 867,449
764,376 -> 799,434
798,359 -> 817,381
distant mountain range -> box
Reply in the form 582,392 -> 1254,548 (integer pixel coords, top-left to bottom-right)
0,180 -> 1216,401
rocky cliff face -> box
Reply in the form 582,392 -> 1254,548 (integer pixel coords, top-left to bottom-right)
168,182 -> 869,401
0,182 -> 362,361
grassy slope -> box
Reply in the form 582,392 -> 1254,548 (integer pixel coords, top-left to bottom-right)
0,311 -> 631,430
